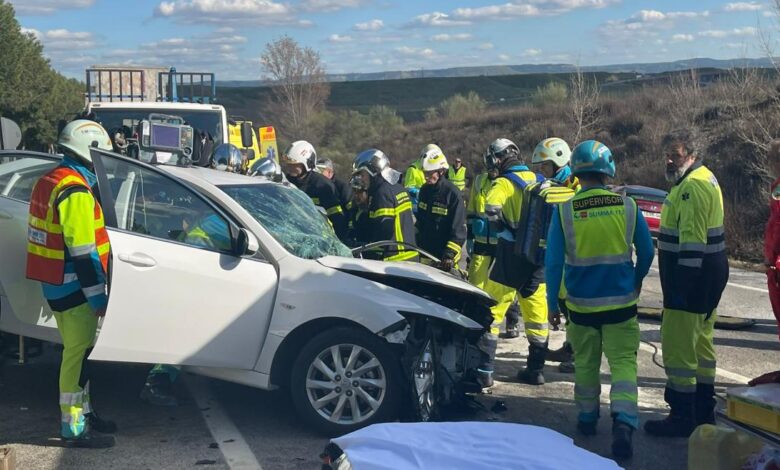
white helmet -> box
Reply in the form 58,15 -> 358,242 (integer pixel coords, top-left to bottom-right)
421,144 -> 448,171
532,137 -> 571,168
282,140 -> 317,172
58,119 -> 112,163
485,138 -> 520,171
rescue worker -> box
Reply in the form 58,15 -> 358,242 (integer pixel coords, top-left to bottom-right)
533,137 -> 579,372
447,157 -> 468,191
350,149 -> 418,261
764,139 -> 780,339
317,157 -> 353,214
346,184 -> 371,249
404,150 -> 427,214
482,138 -> 550,386
26,119 -> 116,448
546,140 -> 654,459
415,145 -> 467,272
645,129 -> 729,438
466,166 -> 521,339
281,141 -> 348,241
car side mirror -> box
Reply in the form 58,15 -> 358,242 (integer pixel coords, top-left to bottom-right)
240,122 -> 253,149
234,228 -> 260,256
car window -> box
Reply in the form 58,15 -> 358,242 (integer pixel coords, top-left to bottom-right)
0,155 -> 59,202
99,156 -> 232,253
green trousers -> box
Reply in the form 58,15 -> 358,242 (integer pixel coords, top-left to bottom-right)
661,309 -> 717,400
53,303 -> 97,438
569,316 -> 640,428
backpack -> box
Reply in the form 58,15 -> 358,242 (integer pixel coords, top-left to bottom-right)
504,173 -> 575,266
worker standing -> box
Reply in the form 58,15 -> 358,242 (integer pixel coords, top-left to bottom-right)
532,137 -> 579,372
317,157 -> 353,214
281,141 -> 348,241
447,157 -> 468,191
546,140 -> 654,459
26,120 -> 116,448
404,152 -> 426,214
466,167 -> 521,339
645,129 -> 729,437
350,149 -> 418,261
416,145 -> 467,272
764,140 -> 780,339
480,138 -> 550,386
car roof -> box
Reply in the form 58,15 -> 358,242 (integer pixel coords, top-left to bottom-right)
612,184 -> 668,198
87,102 -> 225,111
159,165 -> 270,187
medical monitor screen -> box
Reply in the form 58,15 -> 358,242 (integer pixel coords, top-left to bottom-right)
151,123 -> 181,150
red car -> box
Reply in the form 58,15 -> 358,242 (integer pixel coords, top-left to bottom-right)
609,185 -> 667,238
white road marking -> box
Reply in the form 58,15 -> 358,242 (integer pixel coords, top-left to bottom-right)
638,342 -> 750,385
647,267 -> 769,294
184,374 -> 263,470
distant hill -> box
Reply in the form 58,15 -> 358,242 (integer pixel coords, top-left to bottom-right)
217,57 -> 775,87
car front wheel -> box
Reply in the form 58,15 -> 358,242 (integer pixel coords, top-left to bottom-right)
290,326 -> 402,436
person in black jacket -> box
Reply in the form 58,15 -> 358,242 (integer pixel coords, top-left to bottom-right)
281,140 -> 348,241
416,145 -> 467,272
350,149 -> 418,262
317,157 -> 353,213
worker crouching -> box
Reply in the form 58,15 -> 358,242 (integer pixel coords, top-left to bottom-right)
545,141 -> 655,459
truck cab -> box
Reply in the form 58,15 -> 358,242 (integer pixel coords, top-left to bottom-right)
83,67 -> 229,166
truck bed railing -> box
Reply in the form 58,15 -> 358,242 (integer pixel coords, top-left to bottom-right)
86,68 -> 146,102
158,69 -> 217,104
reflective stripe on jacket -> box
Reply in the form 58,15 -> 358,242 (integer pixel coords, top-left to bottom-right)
367,181 -> 418,262
658,162 -> 729,314
560,188 -> 639,314
466,171 -> 496,256
26,159 -> 110,312
416,177 -> 466,261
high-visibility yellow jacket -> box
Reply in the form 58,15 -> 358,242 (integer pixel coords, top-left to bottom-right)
658,162 -> 729,314
447,165 -> 467,191
466,171 -> 496,256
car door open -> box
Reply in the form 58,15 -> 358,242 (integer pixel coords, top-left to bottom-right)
89,150 -> 278,370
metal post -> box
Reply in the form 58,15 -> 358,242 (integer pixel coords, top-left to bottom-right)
17,335 -> 24,365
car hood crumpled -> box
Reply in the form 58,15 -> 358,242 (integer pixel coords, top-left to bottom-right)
317,256 -> 495,307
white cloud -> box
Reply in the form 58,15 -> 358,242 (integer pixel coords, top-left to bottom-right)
300,0 -> 366,12
452,0 -> 620,21
25,28 -> 98,50
603,9 -> 710,38
671,33 -> 694,42
522,48 -> 542,56
154,0 -> 304,26
9,0 -> 94,15
478,42 -> 495,50
698,27 -> 757,37
328,34 -> 353,43
395,46 -> 436,58
723,2 -> 764,12
354,19 -> 384,31
432,33 -> 474,41
498,53 -> 511,61
407,11 -> 471,27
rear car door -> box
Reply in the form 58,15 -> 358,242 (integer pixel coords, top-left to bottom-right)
0,152 -> 61,341
89,151 -> 277,369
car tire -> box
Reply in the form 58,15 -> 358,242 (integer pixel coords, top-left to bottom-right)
290,326 -> 402,437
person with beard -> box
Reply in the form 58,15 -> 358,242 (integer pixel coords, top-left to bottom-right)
645,129 -> 729,438
350,149 -> 418,262
281,141 -> 348,241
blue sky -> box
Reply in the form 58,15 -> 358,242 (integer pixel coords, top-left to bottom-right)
9,0 -> 776,80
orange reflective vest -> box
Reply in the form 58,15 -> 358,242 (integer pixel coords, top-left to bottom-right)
26,166 -> 109,285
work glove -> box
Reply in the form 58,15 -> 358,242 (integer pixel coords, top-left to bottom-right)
549,309 -> 562,331
439,257 -> 455,272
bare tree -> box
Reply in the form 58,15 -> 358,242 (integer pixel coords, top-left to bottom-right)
261,36 -> 330,138
666,68 -> 703,128
569,66 -> 600,144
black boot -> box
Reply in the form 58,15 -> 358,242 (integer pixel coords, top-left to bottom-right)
502,302 -> 521,339
85,412 -> 117,434
577,420 -> 597,436
517,342 -> 547,386
695,384 -> 716,425
140,373 -> 179,407
547,342 -> 574,363
644,388 -> 697,438
503,324 -> 520,339
62,432 -> 115,448
612,420 -> 634,459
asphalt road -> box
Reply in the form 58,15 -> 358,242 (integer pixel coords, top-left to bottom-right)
0,259 -> 777,470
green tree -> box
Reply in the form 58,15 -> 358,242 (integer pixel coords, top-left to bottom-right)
532,81 -> 568,106
0,0 -> 84,150
438,91 -> 487,120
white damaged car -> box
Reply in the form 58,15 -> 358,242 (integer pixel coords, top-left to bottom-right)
0,149 -> 494,435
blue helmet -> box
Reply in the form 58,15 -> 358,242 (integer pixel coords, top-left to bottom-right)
570,140 -> 615,178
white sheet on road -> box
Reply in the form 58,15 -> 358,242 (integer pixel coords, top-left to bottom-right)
332,422 -> 622,470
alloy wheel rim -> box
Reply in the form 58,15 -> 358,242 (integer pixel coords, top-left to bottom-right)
305,344 -> 387,425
